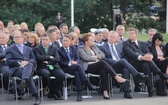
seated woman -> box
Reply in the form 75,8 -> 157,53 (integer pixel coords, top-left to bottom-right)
148,33 -> 168,75
58,35 -> 96,101
25,32 -> 39,48
78,33 -> 128,99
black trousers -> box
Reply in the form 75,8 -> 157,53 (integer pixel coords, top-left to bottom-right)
63,64 -> 87,91
85,60 -> 117,91
38,68 -> 65,94
131,60 -> 162,87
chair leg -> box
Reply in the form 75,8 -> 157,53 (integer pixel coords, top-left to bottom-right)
63,77 -> 68,100
0,74 -> 4,99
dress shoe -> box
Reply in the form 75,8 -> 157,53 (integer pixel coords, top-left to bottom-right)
34,97 -> 41,105
18,89 -> 25,96
47,93 -> 58,100
86,81 -> 97,90
136,73 -> 148,81
103,95 -> 110,100
147,87 -> 154,97
77,91 -> 82,102
119,79 -> 130,85
124,92 -> 132,99
18,80 -> 26,90
159,72 -> 168,80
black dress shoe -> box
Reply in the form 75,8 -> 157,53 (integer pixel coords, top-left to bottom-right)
18,80 -> 26,90
134,85 -> 141,92
103,96 -> 110,100
86,81 -> 97,90
136,73 -> 148,81
77,91 -> 82,102
160,73 -> 168,80
34,97 -> 41,105
124,92 -> 132,99
18,89 -> 25,96
147,87 -> 154,97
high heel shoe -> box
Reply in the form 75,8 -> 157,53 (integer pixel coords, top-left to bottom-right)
103,95 -> 110,100
118,79 -> 130,84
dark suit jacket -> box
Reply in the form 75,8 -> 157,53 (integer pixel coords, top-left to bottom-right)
33,44 -> 61,72
0,45 -> 11,68
148,44 -> 167,62
100,42 -> 123,65
58,46 -> 79,68
6,44 -> 36,76
52,41 -> 60,49
122,40 -> 151,64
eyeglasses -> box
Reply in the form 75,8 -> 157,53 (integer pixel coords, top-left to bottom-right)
13,36 -> 23,39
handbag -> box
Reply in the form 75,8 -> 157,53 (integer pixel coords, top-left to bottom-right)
155,79 -> 167,96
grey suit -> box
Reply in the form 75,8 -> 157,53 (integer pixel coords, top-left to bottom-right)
78,45 -> 118,91
78,45 -> 105,71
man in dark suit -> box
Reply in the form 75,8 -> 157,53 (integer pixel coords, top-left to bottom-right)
0,32 -> 10,90
55,12 -> 63,27
6,30 -> 41,105
58,35 -> 96,101
123,28 -> 168,97
100,31 -> 147,99
33,33 -> 65,100
47,28 -> 61,49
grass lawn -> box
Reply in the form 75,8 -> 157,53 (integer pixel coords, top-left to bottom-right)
124,33 -> 168,44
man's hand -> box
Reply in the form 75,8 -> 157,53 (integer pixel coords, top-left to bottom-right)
70,61 -> 77,65
158,57 -> 165,61
140,53 -> 153,61
20,61 -> 29,67
50,56 -> 54,59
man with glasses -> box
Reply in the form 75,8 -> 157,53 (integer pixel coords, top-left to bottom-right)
6,30 -> 41,105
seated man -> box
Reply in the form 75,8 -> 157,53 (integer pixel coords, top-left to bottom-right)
6,30 -> 41,105
33,33 -> 65,100
0,32 -> 10,90
58,35 -> 96,101
123,28 -> 168,97
100,31 -> 147,99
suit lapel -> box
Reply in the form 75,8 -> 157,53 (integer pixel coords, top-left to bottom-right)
0,46 -> 4,53
105,43 -> 113,58
14,45 -> 23,55
39,45 -> 46,55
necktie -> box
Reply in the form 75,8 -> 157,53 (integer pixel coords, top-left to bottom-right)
111,45 -> 120,60
44,47 -> 48,54
3,46 -> 7,53
66,48 -> 71,61
120,38 -> 123,41
18,46 -> 23,54
132,42 -> 139,48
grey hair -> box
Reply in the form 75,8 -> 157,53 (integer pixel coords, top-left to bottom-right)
148,28 -> 157,34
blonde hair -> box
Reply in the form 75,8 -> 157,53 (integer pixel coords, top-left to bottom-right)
27,32 -> 39,44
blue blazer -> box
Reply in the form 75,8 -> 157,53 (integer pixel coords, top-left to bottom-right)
58,46 -> 80,68
6,44 -> 36,76
100,42 -> 123,65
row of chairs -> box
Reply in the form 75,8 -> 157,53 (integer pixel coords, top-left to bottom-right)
1,72 -> 142,101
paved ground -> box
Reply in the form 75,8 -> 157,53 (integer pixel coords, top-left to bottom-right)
0,89 -> 168,105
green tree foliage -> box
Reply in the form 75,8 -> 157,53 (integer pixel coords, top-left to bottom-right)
0,0 -> 166,32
